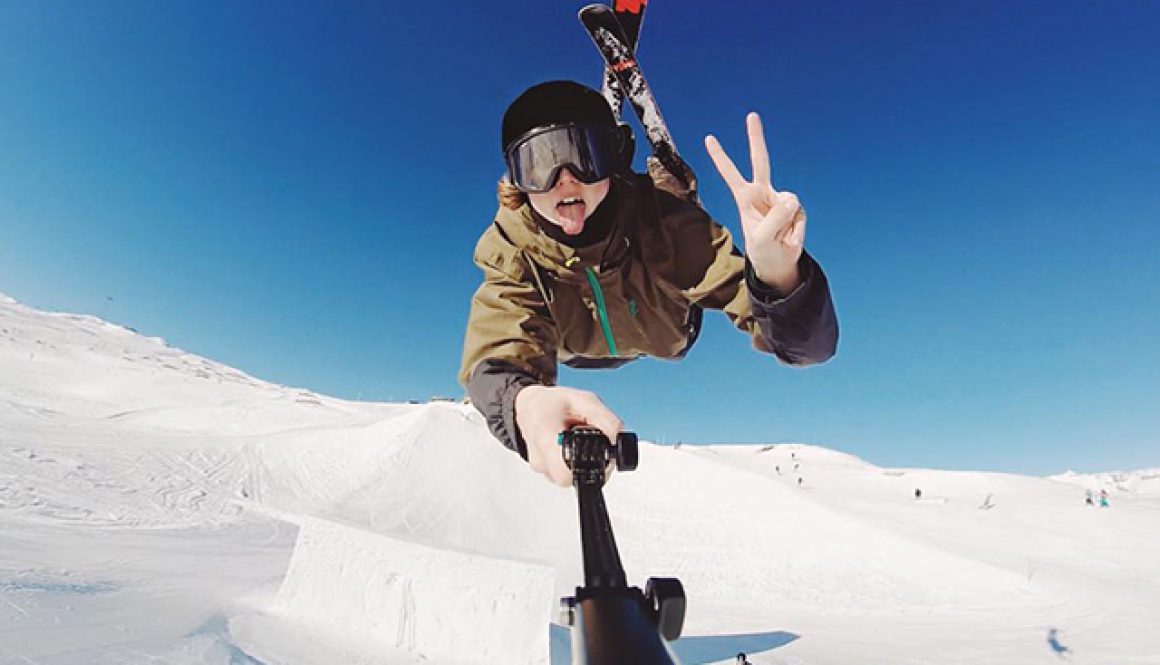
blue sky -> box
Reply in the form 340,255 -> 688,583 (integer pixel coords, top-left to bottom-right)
1,1 -> 1157,475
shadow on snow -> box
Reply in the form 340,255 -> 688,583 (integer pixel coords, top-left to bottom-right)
551,623 -> 799,664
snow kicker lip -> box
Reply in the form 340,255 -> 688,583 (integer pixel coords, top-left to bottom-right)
267,517 -> 555,663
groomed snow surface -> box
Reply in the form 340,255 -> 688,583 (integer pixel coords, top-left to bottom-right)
1,291 -> 1157,664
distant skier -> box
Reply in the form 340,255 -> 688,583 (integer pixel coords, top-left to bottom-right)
1084,489 -> 1094,506
1099,489 -> 1109,508
1047,628 -> 1071,657
736,652 -> 752,664
459,80 -> 840,485
915,488 -> 922,500
978,493 -> 995,510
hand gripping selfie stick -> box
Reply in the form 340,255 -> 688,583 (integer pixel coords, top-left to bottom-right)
557,427 -> 686,664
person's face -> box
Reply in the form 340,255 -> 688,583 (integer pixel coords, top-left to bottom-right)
527,167 -> 610,236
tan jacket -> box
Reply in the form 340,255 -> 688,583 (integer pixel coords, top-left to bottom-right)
459,173 -> 837,456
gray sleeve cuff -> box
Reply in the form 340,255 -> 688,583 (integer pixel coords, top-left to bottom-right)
466,359 -> 540,460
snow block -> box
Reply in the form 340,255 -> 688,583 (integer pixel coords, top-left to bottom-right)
273,517 -> 554,664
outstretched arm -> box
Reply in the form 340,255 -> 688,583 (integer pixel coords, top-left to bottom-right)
696,112 -> 838,364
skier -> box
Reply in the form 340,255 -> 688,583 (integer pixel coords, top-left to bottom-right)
1085,489 -> 1094,506
1047,628 -> 1070,657
459,81 -> 839,485
736,653 -> 752,664
1099,489 -> 1109,508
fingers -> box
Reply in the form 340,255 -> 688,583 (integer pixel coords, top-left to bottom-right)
777,215 -> 805,248
790,208 -> 807,248
532,440 -> 573,487
747,112 -> 772,187
766,191 -> 801,237
526,436 -> 565,486
704,134 -> 746,192
708,112 -> 776,194
570,391 -> 624,447
548,458 -> 573,487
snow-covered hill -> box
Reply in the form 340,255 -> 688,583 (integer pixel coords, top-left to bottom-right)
1,291 -> 1157,664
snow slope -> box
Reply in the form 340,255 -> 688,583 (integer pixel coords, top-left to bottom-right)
1,291 -> 1157,664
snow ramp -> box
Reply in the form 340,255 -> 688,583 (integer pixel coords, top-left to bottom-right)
235,516 -> 555,665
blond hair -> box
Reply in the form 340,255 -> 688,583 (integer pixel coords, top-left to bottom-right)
497,177 -> 527,211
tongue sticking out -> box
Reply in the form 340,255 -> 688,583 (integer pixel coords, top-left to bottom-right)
556,200 -> 587,235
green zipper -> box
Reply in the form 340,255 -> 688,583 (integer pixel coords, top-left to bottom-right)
584,267 -> 618,356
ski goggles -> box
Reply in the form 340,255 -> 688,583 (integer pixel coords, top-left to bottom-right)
504,123 -> 623,193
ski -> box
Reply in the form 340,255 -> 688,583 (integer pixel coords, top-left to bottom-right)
579,3 -> 697,196
602,0 -> 648,119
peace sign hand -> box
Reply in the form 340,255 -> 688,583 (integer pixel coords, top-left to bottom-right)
705,112 -> 805,295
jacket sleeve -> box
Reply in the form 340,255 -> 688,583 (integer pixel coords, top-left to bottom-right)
660,192 -> 838,366
458,227 -> 559,458
465,359 -> 539,460
742,253 -> 839,366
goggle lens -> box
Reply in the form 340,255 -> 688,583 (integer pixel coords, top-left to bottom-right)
506,124 -> 621,193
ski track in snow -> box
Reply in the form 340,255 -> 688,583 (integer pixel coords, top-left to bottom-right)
2,291 -> 1159,664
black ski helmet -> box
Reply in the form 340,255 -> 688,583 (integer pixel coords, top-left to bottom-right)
501,80 -> 633,165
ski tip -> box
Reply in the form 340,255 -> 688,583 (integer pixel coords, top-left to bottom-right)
578,4 -> 612,19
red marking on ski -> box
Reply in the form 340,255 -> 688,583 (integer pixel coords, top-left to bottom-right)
611,60 -> 636,72
615,0 -> 646,14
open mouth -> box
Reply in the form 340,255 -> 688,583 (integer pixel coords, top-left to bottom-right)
556,197 -> 587,234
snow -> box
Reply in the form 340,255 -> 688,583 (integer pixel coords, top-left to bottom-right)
236,517 -> 554,664
1,291 -> 1158,664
